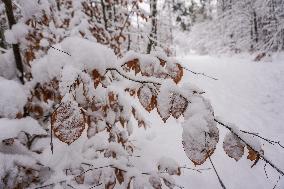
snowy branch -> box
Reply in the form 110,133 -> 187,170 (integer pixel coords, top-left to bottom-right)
214,118 -> 284,176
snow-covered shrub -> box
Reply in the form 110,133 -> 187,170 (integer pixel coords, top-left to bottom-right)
0,36 -> 268,188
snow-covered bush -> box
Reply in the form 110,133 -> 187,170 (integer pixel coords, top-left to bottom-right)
0,36 -> 271,188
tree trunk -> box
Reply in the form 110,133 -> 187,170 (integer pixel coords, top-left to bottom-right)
147,0 -> 158,54
2,0 -> 24,84
0,24 -> 6,49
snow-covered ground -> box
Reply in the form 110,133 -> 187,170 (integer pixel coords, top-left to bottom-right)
132,54 -> 284,189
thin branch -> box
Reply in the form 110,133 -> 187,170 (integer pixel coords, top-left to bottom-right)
209,156 -> 227,189
240,129 -> 284,149
264,163 -> 269,179
119,0 -> 138,36
89,183 -> 102,189
33,183 -> 54,189
180,166 -> 211,173
49,46 -> 71,56
273,176 -> 281,189
77,164 -> 114,176
182,66 -> 218,80
50,126 -> 54,154
214,118 -> 284,176
106,68 -> 161,85
205,132 -> 227,189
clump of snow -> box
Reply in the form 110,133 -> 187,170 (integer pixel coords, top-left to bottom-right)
182,95 -> 218,165
31,37 -> 117,84
0,50 -> 16,79
39,38 -> 49,47
157,157 -> 180,175
0,117 -> 46,141
4,23 -> 29,44
0,78 -> 28,118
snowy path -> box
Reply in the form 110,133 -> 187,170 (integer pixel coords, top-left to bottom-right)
132,54 -> 284,189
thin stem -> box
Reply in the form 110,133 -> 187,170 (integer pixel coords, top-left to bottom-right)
106,68 -> 161,85
182,66 -> 218,80
209,156 -> 227,189
180,166 -> 211,173
214,118 -> 284,176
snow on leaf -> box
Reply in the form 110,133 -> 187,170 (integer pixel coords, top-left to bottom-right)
157,82 -> 173,122
223,132 -> 245,161
149,174 -> 162,189
124,58 -> 140,75
171,93 -> 188,119
167,63 -> 183,84
51,94 -> 85,145
161,174 -> 175,189
137,85 -> 157,112
182,96 -> 219,165
157,157 -> 181,175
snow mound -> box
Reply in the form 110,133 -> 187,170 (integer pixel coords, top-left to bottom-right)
0,117 -> 46,140
0,50 -> 16,79
0,78 -> 27,118
31,37 -> 117,84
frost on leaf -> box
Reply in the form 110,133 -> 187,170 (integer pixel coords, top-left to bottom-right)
51,94 -> 85,145
171,93 -> 188,119
138,85 -> 157,112
223,132 -> 245,161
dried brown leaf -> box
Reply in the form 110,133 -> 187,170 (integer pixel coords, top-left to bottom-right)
51,98 -> 85,145
223,132 -> 245,161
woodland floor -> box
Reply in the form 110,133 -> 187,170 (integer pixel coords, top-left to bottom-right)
131,54 -> 284,189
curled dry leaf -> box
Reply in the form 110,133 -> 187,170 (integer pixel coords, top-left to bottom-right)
137,85 -> 157,112
223,132 -> 245,161
51,97 -> 85,145
92,69 -> 102,88
124,58 -> 140,74
247,146 -> 261,167
115,168 -> 124,184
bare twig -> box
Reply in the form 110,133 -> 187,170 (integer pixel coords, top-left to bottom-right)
240,129 -> 284,149
106,68 -> 161,85
214,118 -> 284,176
77,164 -> 114,176
264,163 -> 269,179
50,126 -> 54,154
209,156 -> 227,189
180,166 -> 211,173
49,46 -> 71,56
205,132 -> 227,189
273,176 -> 281,189
89,183 -> 102,189
33,183 -> 54,189
182,66 -> 218,80
119,0 -> 138,36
